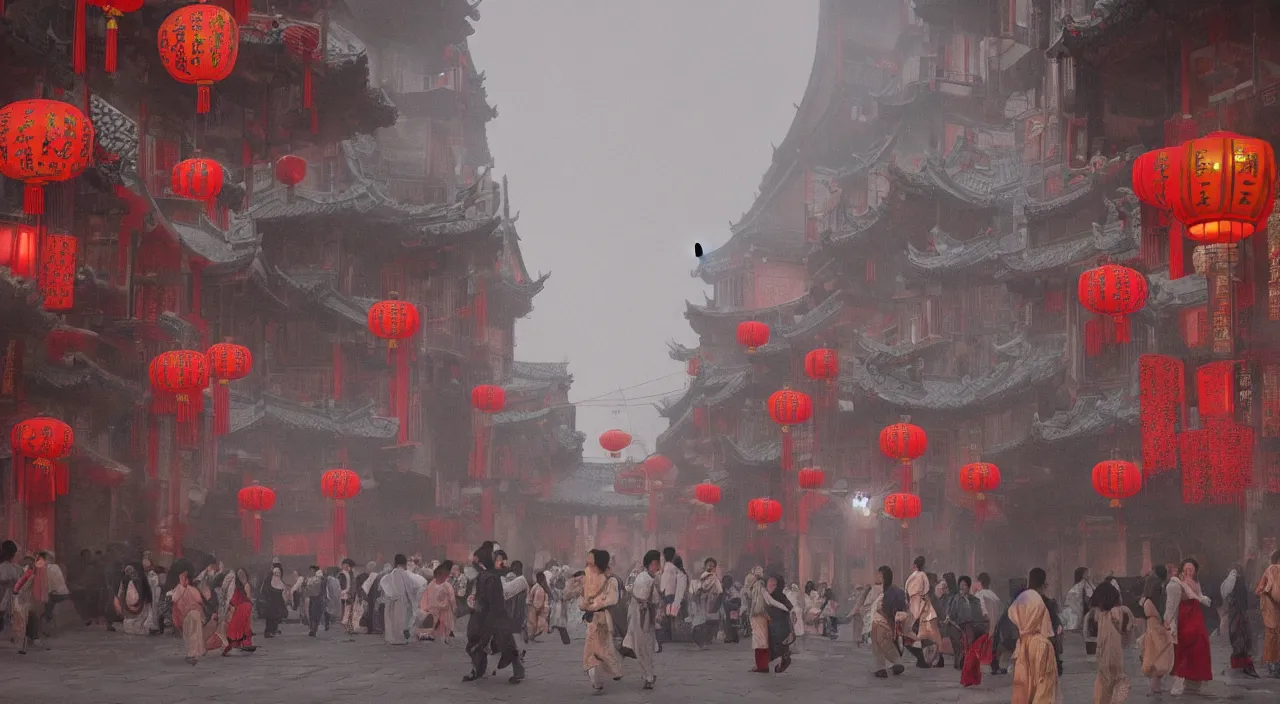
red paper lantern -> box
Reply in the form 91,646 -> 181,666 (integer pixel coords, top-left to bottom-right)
958,462 -> 1001,499
37,234 -> 77,311
10,417 -> 74,506
0,100 -> 95,215
321,468 -> 360,559
81,0 -> 145,74
1169,131 -> 1276,243
367,296 -> 420,346
471,385 -> 506,413
737,320 -> 770,354
237,484 -> 275,553
599,429 -> 632,458
1132,145 -> 1185,211
171,157 -> 224,215
1092,459 -> 1142,507
148,350 -> 210,422
1077,263 -> 1148,343
804,348 -> 839,384
747,497 -> 782,529
282,24 -> 321,132
642,454 -> 675,485
275,155 -> 307,200
797,467 -> 825,490
157,3 -> 240,114
884,492 -> 922,525
879,419 -> 927,464
1195,360 -> 1237,419
368,295 -> 420,445
767,388 -> 813,429
694,483 -> 722,506
207,341 -> 253,436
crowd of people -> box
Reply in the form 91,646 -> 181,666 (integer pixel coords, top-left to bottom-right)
5,536 -> 1280,702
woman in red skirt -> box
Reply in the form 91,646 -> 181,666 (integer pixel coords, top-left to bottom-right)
1170,558 -> 1212,696
223,569 -> 257,656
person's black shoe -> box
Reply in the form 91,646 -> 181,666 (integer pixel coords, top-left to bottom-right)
463,670 -> 484,682
874,669 -> 888,678
509,662 -> 526,684
1243,665 -> 1260,678
891,664 -> 905,676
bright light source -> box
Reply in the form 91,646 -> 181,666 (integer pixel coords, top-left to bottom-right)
850,491 -> 870,510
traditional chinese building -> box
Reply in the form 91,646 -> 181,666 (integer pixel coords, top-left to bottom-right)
660,0 -> 1279,594
0,0 -> 578,568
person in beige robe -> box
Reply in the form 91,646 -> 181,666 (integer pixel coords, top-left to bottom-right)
905,556 -> 942,667
580,548 -> 622,693
1087,581 -> 1134,704
1256,550 -> 1280,678
1139,575 -> 1173,694
526,573 -> 549,641
1009,568 -> 1062,704
169,568 -> 218,665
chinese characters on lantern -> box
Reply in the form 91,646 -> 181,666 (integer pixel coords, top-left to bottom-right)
37,234 -> 77,311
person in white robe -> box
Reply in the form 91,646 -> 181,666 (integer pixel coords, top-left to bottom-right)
622,549 -> 662,689
380,554 -> 427,645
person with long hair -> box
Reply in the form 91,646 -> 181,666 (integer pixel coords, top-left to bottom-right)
222,568 -> 256,656
1168,558 -> 1212,695
113,564 -> 156,636
1257,549 -> 1280,678
527,569 -> 550,642
1140,573 -> 1174,693
763,574 -> 795,673
257,564 -> 288,637
580,548 -> 623,693
1088,580 -> 1134,703
1222,562 -> 1259,677
870,565 -> 908,679
1008,567 -> 1060,704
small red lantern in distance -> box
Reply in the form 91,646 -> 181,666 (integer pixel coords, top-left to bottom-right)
958,461 -> 1001,500
797,467 -> 825,490
275,155 -> 307,201
695,483 -> 721,506
804,348 -> 838,385
471,384 -> 506,413
767,388 -> 813,430
1078,264 -> 1148,343
367,295 -> 420,348
599,429 -> 632,458
1132,145 -> 1185,211
237,484 -> 276,553
883,492 -> 922,524
1092,459 -> 1142,507
747,497 -> 782,529
736,320 -> 770,354
1170,131 -> 1277,243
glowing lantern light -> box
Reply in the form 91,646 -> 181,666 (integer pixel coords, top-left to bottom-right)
367,295 -> 420,445
767,386 -> 812,471
694,483 -> 721,507
1169,131 -> 1277,244
879,417 -> 927,492
1132,145 -> 1185,211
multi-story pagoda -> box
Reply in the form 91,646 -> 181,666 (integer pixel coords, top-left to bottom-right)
660,0 -> 1280,595
0,0 -> 584,568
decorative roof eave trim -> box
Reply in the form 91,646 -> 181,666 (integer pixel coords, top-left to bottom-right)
227,396 -> 397,439
1051,0 -> 1155,61
717,436 -> 782,467
1031,388 -> 1140,445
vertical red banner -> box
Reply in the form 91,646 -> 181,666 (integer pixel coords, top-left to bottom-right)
1140,355 -> 1184,474
38,234 -> 77,311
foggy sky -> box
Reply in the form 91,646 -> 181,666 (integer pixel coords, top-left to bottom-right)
469,1 -> 820,458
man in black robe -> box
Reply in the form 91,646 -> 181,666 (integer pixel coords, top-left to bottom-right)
463,541 -> 524,684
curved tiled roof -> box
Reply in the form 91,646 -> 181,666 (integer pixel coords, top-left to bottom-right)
542,461 -> 649,511
228,396 -> 397,439
1032,386 -> 1139,444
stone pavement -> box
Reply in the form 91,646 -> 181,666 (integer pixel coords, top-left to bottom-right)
5,623 -> 1280,704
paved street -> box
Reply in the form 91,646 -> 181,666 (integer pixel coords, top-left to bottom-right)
5,623 -> 1280,703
